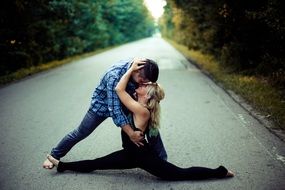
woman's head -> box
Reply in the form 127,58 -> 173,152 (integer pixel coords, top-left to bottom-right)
146,83 -> 165,106
144,83 -> 165,129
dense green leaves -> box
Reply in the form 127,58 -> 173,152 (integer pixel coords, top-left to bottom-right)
0,0 -> 155,75
159,0 -> 285,85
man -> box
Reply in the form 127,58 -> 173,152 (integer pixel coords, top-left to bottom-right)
43,58 -> 167,169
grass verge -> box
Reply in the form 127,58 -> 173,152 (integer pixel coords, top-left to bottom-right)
0,46 -> 116,86
167,39 -> 285,131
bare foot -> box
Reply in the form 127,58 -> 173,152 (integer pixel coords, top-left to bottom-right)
47,154 -> 59,167
226,170 -> 235,177
43,158 -> 54,169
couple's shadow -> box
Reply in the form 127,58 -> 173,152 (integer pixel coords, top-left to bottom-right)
49,168 -> 228,183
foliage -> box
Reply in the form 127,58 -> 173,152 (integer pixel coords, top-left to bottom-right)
0,0 -> 155,76
159,0 -> 285,87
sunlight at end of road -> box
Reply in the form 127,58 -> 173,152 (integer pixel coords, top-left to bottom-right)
144,0 -> 167,21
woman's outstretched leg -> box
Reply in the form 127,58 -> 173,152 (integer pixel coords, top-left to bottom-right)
47,149 -> 136,173
135,150 -> 234,180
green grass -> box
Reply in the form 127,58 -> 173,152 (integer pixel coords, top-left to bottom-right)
0,46 -> 116,86
168,39 -> 285,130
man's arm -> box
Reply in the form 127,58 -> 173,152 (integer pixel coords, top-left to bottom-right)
106,75 -> 144,146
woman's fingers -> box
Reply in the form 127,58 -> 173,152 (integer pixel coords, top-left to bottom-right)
132,58 -> 147,70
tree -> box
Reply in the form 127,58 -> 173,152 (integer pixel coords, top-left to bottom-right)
159,0 -> 285,84
0,0 -> 155,76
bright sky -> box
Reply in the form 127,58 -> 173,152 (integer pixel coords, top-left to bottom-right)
144,0 -> 167,20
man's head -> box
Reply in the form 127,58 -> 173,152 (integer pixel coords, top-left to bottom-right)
132,59 -> 159,84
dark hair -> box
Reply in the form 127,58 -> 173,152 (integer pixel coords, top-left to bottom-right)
143,59 -> 159,82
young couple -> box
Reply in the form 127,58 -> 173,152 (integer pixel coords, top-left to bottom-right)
43,58 -> 234,180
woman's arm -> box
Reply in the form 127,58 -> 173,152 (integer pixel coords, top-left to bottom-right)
115,59 -> 145,115
115,59 -> 149,132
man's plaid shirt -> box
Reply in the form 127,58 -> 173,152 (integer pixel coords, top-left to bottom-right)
90,59 -> 136,128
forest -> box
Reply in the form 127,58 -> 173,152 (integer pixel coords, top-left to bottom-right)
1,0 -> 284,89
159,0 -> 285,88
0,0 -> 155,76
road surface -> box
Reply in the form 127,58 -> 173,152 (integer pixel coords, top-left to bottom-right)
0,37 -> 284,190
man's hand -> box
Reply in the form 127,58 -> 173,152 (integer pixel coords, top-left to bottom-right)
130,130 -> 145,147
122,124 -> 144,147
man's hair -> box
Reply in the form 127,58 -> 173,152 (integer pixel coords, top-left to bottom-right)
143,59 -> 159,82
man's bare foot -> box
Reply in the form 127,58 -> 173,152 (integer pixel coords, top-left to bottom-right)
226,170 -> 235,177
43,158 -> 54,169
47,154 -> 59,167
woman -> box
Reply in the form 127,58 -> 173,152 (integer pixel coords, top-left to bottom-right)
47,60 -> 234,180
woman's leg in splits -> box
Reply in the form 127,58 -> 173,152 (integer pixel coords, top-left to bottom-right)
47,149 -> 136,173
135,149 -> 233,180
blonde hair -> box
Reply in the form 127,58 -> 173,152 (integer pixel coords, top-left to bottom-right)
145,83 -> 165,130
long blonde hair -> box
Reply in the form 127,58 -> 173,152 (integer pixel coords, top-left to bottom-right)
145,83 -> 165,130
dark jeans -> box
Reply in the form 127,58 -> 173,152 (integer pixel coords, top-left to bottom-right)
57,131 -> 228,180
51,108 -> 168,160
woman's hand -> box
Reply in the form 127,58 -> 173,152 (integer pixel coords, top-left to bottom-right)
130,58 -> 146,71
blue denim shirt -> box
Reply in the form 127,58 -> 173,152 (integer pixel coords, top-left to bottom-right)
90,59 -> 136,127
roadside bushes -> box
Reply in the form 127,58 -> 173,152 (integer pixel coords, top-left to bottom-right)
159,0 -> 285,87
0,0 -> 155,76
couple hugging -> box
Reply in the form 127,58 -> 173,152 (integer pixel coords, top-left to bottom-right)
43,58 -> 234,180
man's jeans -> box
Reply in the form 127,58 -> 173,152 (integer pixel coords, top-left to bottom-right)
51,108 -> 168,160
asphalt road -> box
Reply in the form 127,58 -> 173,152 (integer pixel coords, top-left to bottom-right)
0,37 -> 285,190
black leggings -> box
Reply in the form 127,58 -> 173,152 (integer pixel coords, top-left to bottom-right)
57,134 -> 228,180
